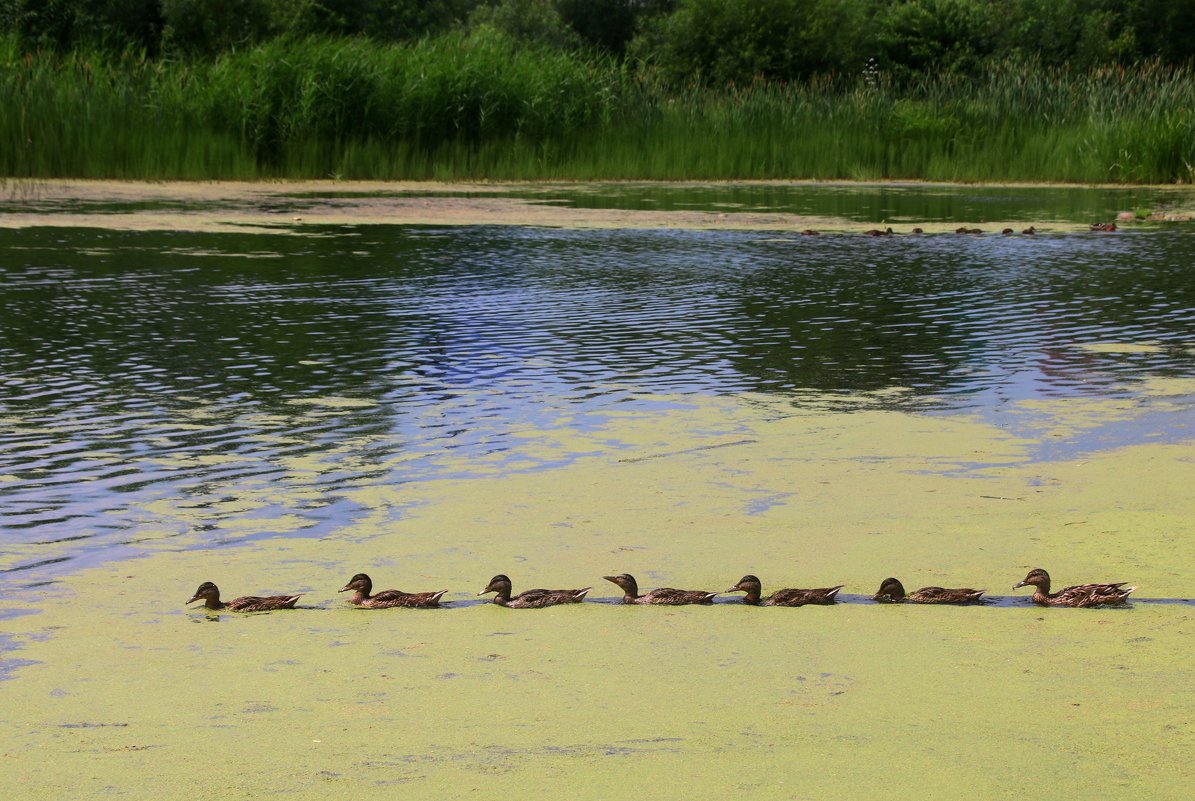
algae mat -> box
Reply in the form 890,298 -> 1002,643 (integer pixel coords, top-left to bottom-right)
1,390 -> 1193,799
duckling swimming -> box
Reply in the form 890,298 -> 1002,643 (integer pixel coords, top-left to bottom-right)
726,574 -> 843,606
479,574 -> 589,608
604,573 -> 717,605
186,581 -> 302,612
339,573 -> 446,608
1013,568 -> 1133,607
873,577 -> 984,604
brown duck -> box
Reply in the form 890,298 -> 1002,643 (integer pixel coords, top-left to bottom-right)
1013,568 -> 1134,607
186,581 -> 302,612
479,574 -> 589,608
873,577 -> 984,604
339,573 -> 446,609
726,574 -> 842,606
604,573 -> 717,605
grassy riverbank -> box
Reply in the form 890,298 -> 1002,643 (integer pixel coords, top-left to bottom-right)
3,32 -> 1193,183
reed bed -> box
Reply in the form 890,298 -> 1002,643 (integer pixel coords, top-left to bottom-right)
2,34 -> 1192,183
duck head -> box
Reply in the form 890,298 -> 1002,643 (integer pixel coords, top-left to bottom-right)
480,574 -> 512,600
603,573 -> 640,598
187,581 -> 220,605
339,573 -> 372,594
874,577 -> 906,602
1013,568 -> 1051,592
726,574 -> 763,603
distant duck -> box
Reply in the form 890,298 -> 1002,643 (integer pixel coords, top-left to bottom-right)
604,573 -> 718,605
1022,225 -> 1037,235
1013,568 -> 1134,607
910,227 -> 924,234
479,574 -> 589,608
339,573 -> 446,609
873,577 -> 985,604
1090,222 -> 1117,232
955,227 -> 984,235
186,581 -> 302,612
801,229 -> 819,236
865,227 -> 894,237
1002,228 -> 1015,235
725,574 -> 843,606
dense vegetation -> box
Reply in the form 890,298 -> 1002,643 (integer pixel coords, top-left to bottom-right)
2,0 -> 1193,182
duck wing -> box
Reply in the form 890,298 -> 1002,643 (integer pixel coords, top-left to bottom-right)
366,589 -> 447,608
508,588 -> 590,608
1055,582 -> 1133,607
226,594 -> 302,612
639,588 -> 718,605
907,586 -> 985,604
766,585 -> 844,606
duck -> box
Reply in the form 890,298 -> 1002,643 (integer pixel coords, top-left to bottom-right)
1022,225 -> 1037,235
910,227 -> 924,234
479,574 -> 589,608
603,573 -> 717,605
1013,568 -> 1134,607
1002,228 -> 1015,235
864,227 -> 894,237
1089,222 -> 1117,232
186,581 -> 302,612
873,577 -> 985,604
800,229 -> 818,236
339,573 -> 446,609
725,574 -> 843,606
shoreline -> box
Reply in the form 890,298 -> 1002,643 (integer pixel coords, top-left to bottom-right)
2,178 -> 1192,234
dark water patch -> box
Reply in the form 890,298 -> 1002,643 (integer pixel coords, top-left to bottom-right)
2,223 -> 1194,587
498,183 -> 1193,225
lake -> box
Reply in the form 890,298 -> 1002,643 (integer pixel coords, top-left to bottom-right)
1,181 -> 1193,799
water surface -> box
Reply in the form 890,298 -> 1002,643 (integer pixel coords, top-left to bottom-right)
2,214 -> 1195,584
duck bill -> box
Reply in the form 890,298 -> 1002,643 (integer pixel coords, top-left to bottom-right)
337,585 -> 352,593
186,595 -> 202,604
477,588 -> 490,596
725,586 -> 743,593
1012,580 -> 1028,589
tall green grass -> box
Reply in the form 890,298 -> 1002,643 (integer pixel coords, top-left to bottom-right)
2,32 -> 1193,183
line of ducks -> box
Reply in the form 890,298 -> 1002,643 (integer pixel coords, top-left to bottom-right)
186,568 -> 1135,612
800,222 -> 1118,237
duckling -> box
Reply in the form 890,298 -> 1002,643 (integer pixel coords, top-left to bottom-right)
339,573 -> 446,609
187,581 -> 301,612
726,574 -> 843,606
864,227 -> 894,237
1013,568 -> 1133,607
1002,228 -> 1015,235
910,227 -> 924,234
873,577 -> 984,604
1022,225 -> 1037,235
479,574 -> 589,608
604,573 -> 717,605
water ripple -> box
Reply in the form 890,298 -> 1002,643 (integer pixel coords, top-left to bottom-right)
2,225 -> 1195,583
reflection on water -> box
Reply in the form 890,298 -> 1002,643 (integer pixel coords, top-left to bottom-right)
2,222 -> 1195,583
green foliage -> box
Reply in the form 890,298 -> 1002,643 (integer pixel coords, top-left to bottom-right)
161,0 -> 276,58
653,0 -> 868,85
467,0 -> 580,50
2,29 -> 1193,183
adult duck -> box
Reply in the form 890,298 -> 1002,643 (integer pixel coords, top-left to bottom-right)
339,573 -> 446,608
1013,568 -> 1133,607
725,574 -> 843,606
603,573 -> 717,605
479,574 -> 589,608
186,581 -> 302,612
873,577 -> 984,604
